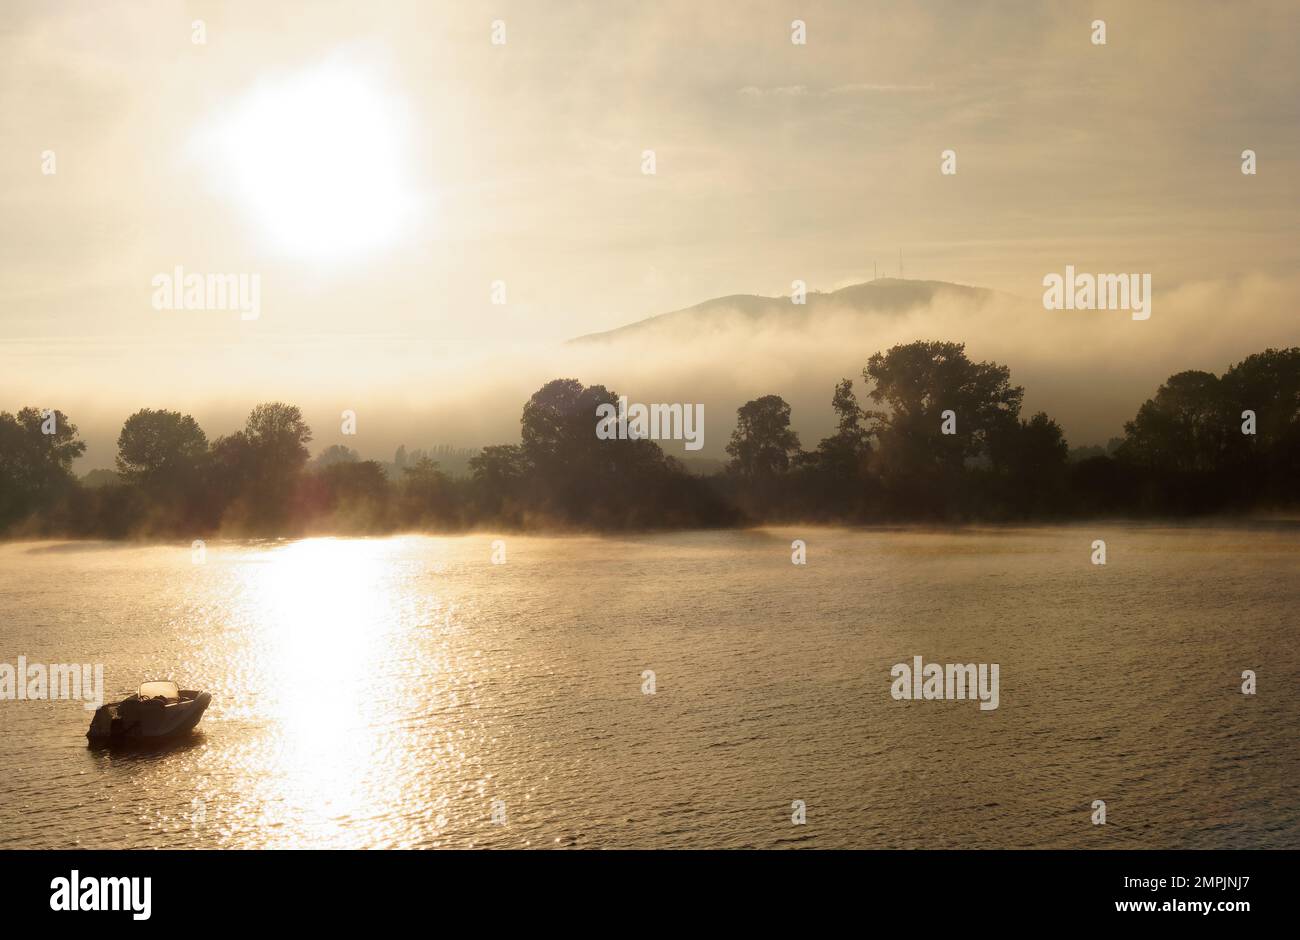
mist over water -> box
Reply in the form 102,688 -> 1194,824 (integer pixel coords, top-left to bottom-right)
1,526 -> 1295,849
21,272 -> 1298,470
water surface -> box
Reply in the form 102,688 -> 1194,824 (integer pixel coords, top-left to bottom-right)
0,526 -> 1295,848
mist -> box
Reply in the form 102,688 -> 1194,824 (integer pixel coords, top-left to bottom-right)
19,271 -> 1294,473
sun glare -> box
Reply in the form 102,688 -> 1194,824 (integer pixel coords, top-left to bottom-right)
201,62 -> 411,261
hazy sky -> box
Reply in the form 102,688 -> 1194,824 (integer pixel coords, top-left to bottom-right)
2,0 -> 1297,466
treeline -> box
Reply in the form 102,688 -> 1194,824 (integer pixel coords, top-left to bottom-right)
1,341 -> 1297,538
0,383 -> 735,538
720,341 -> 1300,521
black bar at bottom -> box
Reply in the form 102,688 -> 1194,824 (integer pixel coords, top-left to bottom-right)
0,849 -> 1286,925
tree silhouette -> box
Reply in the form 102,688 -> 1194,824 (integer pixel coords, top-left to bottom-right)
987,411 -> 1069,516
792,380 -> 874,518
238,403 -> 313,531
726,395 -> 801,479
318,460 -> 390,531
3,345 -> 1297,537
0,407 -> 86,530
469,444 -> 528,521
311,444 -> 360,470
400,456 -> 452,524
116,409 -> 207,490
1221,348 -> 1300,503
863,341 -> 1022,516
1118,371 -> 1229,474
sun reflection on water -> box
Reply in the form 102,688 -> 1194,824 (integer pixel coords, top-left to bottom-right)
227,537 -> 455,847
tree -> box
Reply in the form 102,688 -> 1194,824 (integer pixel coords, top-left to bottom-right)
400,456 -> 452,523
1220,347 -> 1300,500
244,402 -> 313,469
469,444 -> 529,519
725,395 -> 801,479
519,378 -> 679,523
862,341 -> 1023,517
311,444 -> 360,471
1116,371 -> 1229,475
793,379 -> 875,517
237,403 -> 313,530
831,379 -> 867,441
865,341 -> 1022,468
500,378 -> 732,527
0,407 -> 86,531
520,378 -> 616,477
203,432 -> 253,528
987,411 -> 1069,516
469,444 -> 529,488
319,459 -> 390,530
402,455 -> 444,485
1114,354 -> 1300,512
808,379 -> 870,473
116,409 -> 208,492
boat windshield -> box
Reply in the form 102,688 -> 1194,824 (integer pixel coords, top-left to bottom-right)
138,680 -> 180,700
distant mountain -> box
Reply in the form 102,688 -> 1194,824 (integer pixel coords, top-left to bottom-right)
569,278 -> 1003,343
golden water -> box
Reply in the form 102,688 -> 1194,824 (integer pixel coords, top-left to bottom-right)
0,526 -> 1295,848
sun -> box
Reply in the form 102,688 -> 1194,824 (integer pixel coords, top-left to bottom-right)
201,62 -> 412,261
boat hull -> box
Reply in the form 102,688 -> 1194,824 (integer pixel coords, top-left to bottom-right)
86,690 -> 212,742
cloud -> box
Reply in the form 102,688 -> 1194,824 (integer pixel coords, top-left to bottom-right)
737,82 -> 934,99
825,82 -> 935,94
737,84 -> 808,98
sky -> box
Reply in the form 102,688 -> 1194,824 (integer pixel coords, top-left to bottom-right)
1,0 -> 1298,466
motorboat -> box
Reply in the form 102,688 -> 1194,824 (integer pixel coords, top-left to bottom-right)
86,680 -> 212,742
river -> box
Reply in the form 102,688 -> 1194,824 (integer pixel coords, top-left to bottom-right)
0,525 -> 1295,848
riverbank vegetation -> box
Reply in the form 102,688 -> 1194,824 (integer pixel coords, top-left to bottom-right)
2,342 -> 1297,538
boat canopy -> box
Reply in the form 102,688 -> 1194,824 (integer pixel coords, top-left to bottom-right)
138,680 -> 180,700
